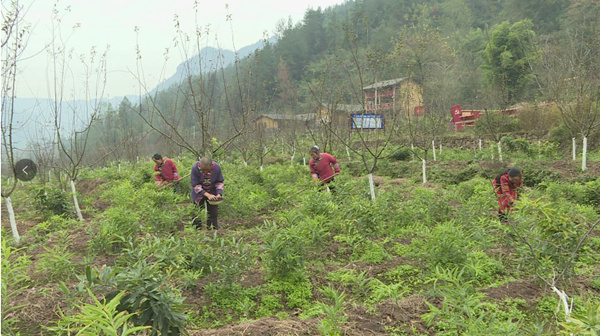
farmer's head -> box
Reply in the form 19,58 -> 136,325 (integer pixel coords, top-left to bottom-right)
309,146 -> 320,160
199,157 -> 212,173
152,153 -> 163,164
508,167 -> 522,184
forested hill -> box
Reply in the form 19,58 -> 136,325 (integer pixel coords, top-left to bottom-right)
81,0 -> 598,163
231,0 -> 577,110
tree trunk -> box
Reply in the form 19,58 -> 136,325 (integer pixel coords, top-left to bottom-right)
551,286 -> 572,323
346,146 -> 351,160
5,197 -> 20,243
70,179 -> 84,221
432,140 -> 437,161
572,137 -> 576,161
367,173 -> 376,201
582,137 -> 588,171
497,141 -> 503,163
479,139 -> 482,151
422,159 -> 427,184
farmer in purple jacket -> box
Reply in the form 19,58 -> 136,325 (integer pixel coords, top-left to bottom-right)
191,157 -> 224,229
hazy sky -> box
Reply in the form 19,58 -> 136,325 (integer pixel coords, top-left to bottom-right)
15,0 -> 348,100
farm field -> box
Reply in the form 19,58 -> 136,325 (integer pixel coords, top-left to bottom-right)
2,146 -> 600,336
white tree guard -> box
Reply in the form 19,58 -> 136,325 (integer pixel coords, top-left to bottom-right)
422,159 -> 427,184
432,140 -> 437,161
346,146 -> 351,160
303,157 -> 306,166
71,179 -> 84,221
479,139 -> 482,151
5,197 -> 20,243
497,141 -> 503,163
368,173 -> 376,201
572,137 -> 576,161
582,137 -> 588,171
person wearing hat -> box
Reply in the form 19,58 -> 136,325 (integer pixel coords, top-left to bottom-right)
492,167 -> 523,222
152,154 -> 180,192
190,157 -> 224,229
309,146 -> 340,192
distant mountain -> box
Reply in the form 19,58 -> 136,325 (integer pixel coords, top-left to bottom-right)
5,38 -> 277,152
154,37 -> 277,92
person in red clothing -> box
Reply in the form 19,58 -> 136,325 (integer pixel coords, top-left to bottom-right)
152,154 -> 180,193
309,146 -> 340,192
492,167 -> 523,222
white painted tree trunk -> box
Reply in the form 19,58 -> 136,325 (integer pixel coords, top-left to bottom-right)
346,146 -> 351,160
291,153 -> 295,166
5,197 -> 20,243
260,166 -> 263,171
137,156 -> 139,162
118,164 -> 121,173
478,139 -> 482,151
367,173 -> 376,201
70,179 -> 84,221
572,137 -> 576,161
439,143 -> 442,155
243,161 -> 248,167
497,141 -> 503,163
422,159 -> 427,184
303,157 -> 306,166
582,137 -> 588,171
432,140 -> 437,161
551,286 -> 572,323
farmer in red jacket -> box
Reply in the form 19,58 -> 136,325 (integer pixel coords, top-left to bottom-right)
492,167 -> 523,222
152,154 -> 180,192
309,146 -> 340,192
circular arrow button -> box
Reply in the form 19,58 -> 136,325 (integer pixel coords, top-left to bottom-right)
14,159 -> 37,182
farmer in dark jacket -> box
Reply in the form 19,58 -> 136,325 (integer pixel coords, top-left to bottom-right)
492,167 -> 523,222
152,154 -> 180,192
191,157 -> 224,229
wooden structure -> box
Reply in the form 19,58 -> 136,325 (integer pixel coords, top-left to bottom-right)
363,77 -> 423,117
254,113 -> 316,130
317,103 -> 363,124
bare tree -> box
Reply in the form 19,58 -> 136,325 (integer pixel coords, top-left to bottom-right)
1,0 -> 32,242
538,25 -> 600,170
133,5 -> 250,162
307,22 -> 406,200
45,4 -> 109,221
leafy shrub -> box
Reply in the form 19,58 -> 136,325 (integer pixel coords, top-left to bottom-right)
73,263 -> 187,336
36,243 -> 77,282
517,163 -> 561,187
352,239 -> 391,263
389,147 -> 412,161
429,165 -> 479,185
260,221 -> 306,280
269,276 -> 313,310
47,289 -> 150,335
463,251 -> 504,285
256,294 -> 284,318
501,136 -> 531,154
89,206 -> 141,254
1,241 -> 31,334
422,221 -> 473,269
35,186 -> 72,217
317,286 -> 347,336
